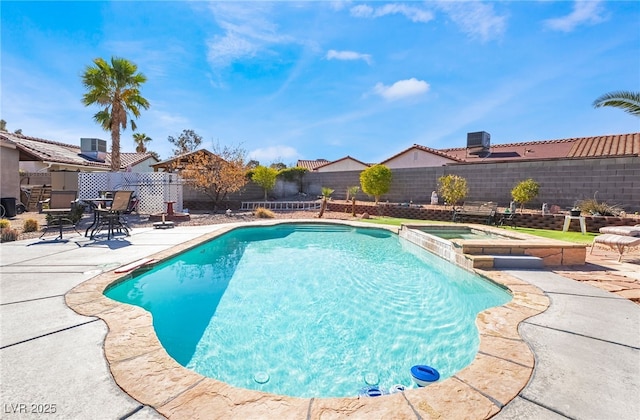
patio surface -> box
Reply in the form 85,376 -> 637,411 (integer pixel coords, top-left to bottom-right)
1,221 -> 638,419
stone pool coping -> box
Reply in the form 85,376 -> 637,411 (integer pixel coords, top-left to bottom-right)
65,219 -> 550,419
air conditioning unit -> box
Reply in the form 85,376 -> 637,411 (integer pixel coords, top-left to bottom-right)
79,138 -> 108,162
466,131 -> 490,155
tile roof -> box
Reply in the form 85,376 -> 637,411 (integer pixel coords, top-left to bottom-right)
1,131 -> 156,169
566,133 -> 640,158
296,159 -> 330,170
440,133 -> 639,162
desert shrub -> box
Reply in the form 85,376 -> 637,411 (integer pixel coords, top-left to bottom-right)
1,228 -> 19,242
0,218 -> 10,229
23,218 -> 39,232
254,207 -> 275,218
576,198 -> 622,216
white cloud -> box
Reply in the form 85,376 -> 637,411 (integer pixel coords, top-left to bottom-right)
544,0 -> 606,32
436,1 -> 507,42
205,3 -> 294,68
249,145 -> 299,162
373,78 -> 430,101
326,49 -> 372,65
350,3 -> 434,23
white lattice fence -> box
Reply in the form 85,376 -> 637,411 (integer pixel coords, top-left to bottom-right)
78,172 -> 183,214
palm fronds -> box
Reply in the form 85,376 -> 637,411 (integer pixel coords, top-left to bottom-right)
592,91 -> 640,117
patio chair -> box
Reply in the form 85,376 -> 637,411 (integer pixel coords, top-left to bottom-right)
90,190 -> 134,240
40,190 -> 81,239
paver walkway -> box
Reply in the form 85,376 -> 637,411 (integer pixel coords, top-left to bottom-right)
1,223 -> 638,419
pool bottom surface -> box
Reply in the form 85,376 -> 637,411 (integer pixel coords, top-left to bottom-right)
105,224 -> 511,398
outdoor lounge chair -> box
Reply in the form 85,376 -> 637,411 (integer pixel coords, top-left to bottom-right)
591,225 -> 640,262
40,190 -> 80,239
90,190 -> 133,240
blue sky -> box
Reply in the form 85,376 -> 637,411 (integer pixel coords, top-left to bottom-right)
2,1 -> 639,164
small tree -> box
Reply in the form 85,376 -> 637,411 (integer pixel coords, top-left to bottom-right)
168,129 -> 203,156
318,187 -> 334,218
179,144 -> 247,210
437,174 -> 468,208
511,178 -> 540,211
347,186 -> 360,216
251,165 -> 279,200
360,164 -> 392,204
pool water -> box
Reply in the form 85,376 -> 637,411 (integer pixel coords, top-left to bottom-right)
416,227 -> 521,240
105,223 -> 511,398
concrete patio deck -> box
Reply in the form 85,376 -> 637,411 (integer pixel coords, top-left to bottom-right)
1,222 -> 638,419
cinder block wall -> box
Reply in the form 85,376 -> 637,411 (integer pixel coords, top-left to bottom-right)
305,156 -> 640,211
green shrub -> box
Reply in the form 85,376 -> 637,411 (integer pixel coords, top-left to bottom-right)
251,166 -> 279,200
511,178 -> 540,211
0,219 -> 10,229
278,167 -> 308,182
360,164 -> 392,203
1,228 -> 19,242
254,207 -> 275,218
23,218 -> 39,232
437,174 -> 468,207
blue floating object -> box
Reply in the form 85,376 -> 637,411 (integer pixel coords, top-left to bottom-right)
410,365 -> 440,387
358,386 -> 385,398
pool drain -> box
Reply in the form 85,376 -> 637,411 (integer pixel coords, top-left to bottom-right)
254,372 -> 270,384
364,372 -> 379,385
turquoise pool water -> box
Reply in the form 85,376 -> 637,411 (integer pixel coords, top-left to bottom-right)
105,223 -> 511,398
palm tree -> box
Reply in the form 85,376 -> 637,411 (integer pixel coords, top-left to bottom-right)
318,187 -> 334,218
82,57 -> 150,171
592,91 -> 640,117
133,132 -> 152,153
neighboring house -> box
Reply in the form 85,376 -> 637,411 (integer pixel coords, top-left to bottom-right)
1,135 -> 20,200
441,132 -> 639,163
1,132 -> 158,172
314,156 -> 369,172
150,149 -> 220,172
369,132 -> 639,169
381,145 -> 461,169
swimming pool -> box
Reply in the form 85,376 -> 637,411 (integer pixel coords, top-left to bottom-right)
105,223 -> 511,398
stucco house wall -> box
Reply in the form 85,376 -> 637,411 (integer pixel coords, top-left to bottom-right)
1,140 -> 20,200
316,158 -> 368,172
382,148 -> 457,169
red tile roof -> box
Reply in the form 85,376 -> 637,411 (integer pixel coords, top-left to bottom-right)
566,133 -> 640,157
441,133 -> 639,162
442,139 -> 575,162
296,159 -> 330,170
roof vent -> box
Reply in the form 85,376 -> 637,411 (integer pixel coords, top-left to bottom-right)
466,131 -> 490,155
79,138 -> 107,162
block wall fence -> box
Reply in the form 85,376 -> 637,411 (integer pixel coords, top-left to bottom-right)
303,156 -> 640,212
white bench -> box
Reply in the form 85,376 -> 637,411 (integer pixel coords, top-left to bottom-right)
591,225 -> 640,262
